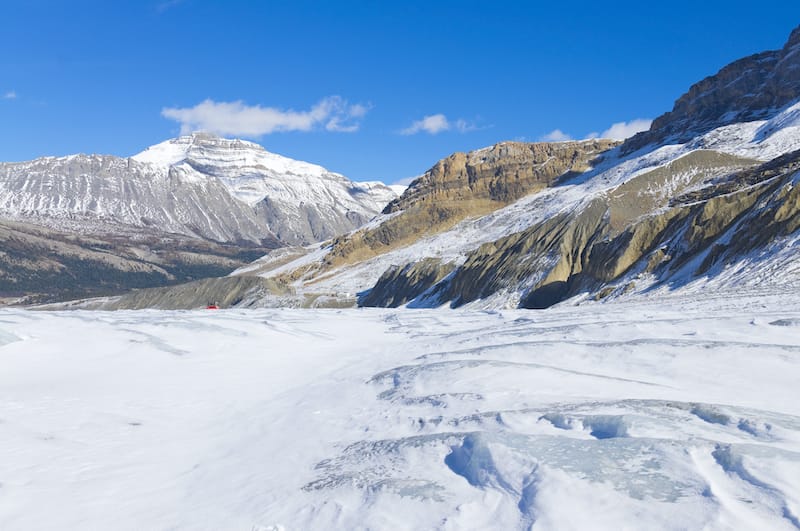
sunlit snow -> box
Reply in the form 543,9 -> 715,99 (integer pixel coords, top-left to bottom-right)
1,288 -> 799,530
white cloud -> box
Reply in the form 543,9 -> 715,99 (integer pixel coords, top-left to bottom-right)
538,119 -> 652,144
156,0 -> 184,13
401,114 -> 450,135
598,118 -> 652,140
400,114 -> 479,135
161,96 -> 368,136
539,129 -> 573,142
392,175 -> 420,186
454,119 -> 478,133
3,91 -> 17,100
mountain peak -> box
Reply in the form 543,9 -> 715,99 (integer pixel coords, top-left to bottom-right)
132,133 -> 268,166
623,24 -> 800,153
786,25 -> 800,49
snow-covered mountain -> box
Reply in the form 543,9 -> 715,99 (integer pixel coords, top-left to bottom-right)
0,132 -> 397,246
131,133 -> 397,244
0,134 -> 399,303
210,25 -> 799,311
85,25 -> 800,311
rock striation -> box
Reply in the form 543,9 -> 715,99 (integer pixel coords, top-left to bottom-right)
44,26 -> 800,310
324,139 -> 618,268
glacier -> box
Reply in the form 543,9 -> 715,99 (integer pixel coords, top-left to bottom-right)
1,287 -> 799,530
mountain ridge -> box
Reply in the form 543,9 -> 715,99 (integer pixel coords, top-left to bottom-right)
0,132 -> 397,246
28,25 -> 800,310
0,134 -> 399,303
623,25 -> 800,153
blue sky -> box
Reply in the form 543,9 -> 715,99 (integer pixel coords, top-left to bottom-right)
2,1 -> 799,184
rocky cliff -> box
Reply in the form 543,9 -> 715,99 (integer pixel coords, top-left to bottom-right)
624,26 -> 800,153
322,139 -> 618,269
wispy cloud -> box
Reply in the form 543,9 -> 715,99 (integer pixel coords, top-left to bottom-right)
596,119 -> 652,140
3,90 -> 17,100
400,113 -> 479,135
539,118 -> 652,143
161,96 -> 369,136
156,0 -> 185,13
392,175 -> 420,186
539,129 -> 572,142
401,114 -> 449,135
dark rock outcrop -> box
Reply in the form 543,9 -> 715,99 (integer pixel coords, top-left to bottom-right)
359,258 -> 455,308
69,275 -> 294,311
624,25 -> 800,153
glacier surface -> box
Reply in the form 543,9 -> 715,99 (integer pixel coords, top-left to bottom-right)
1,288 -> 799,529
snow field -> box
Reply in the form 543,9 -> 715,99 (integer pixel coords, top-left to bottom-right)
1,289 -> 799,529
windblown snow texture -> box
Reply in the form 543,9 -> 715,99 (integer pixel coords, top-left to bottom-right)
1,288 -> 799,529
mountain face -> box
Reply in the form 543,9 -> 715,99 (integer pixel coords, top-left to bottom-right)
60,25 -> 800,311
131,133 -> 396,244
624,26 -> 800,153
321,139 -> 618,270
0,134 -> 397,303
0,133 -> 396,246
0,220 -> 267,305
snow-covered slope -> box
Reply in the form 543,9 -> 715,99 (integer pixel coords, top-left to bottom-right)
224,27 -> 800,310
0,152 -> 277,244
133,133 -> 392,213
2,288 -> 799,529
0,133 -> 398,246
96,99 -> 800,311
230,99 -> 800,306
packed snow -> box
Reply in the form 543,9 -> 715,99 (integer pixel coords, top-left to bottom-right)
1,288 -> 799,530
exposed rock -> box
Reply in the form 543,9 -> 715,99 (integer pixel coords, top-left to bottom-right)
444,200 -> 608,308
0,134 -> 398,247
0,133 -> 399,303
385,139 -> 620,213
0,220 -> 271,305
531,150 -> 800,307
51,27 -> 800,311
68,275 -> 294,311
425,150 -> 759,309
324,140 -> 619,269
359,258 -> 456,308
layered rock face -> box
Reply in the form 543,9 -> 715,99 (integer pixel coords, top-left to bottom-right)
358,258 -> 456,308
624,26 -> 800,152
323,139 -> 618,268
384,140 -> 619,213
0,153 -> 278,244
133,133 -> 396,244
368,26 -> 800,309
